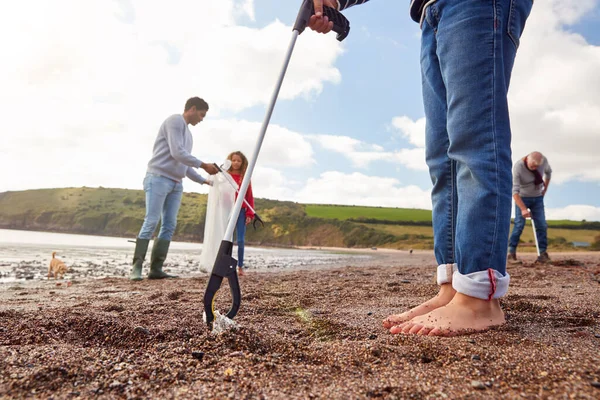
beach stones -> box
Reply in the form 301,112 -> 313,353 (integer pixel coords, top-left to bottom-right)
471,381 -> 486,390
134,326 -> 150,335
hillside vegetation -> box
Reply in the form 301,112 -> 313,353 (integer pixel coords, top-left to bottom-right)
1,188 -> 598,251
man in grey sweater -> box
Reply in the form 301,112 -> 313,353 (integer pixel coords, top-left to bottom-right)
130,97 -> 218,281
508,151 -> 552,264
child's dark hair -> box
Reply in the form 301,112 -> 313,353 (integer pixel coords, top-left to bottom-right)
227,151 -> 249,181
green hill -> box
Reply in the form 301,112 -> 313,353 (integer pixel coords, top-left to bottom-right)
0,188 -> 598,251
305,204 -> 432,222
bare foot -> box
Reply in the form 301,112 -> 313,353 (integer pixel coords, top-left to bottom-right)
382,283 -> 456,329
237,267 -> 245,276
389,293 -> 505,336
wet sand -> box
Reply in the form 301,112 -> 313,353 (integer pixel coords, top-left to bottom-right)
1,251 -> 600,399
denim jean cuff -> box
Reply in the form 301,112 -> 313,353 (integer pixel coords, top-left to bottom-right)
508,247 -> 516,254
452,269 -> 510,300
436,263 -> 458,285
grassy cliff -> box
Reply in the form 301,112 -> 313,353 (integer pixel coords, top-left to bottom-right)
0,188 -> 410,248
1,188 -> 598,250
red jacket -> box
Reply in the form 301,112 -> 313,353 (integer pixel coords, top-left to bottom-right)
230,174 -> 255,219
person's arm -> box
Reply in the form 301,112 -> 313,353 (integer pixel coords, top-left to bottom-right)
542,162 -> 552,196
512,164 -> 530,218
186,167 -> 208,185
542,177 -> 550,196
337,0 -> 370,10
165,117 -> 203,168
513,193 -> 530,218
245,183 -> 255,221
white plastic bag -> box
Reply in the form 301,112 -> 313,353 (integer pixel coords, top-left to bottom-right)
200,170 -> 236,270
202,310 -> 239,334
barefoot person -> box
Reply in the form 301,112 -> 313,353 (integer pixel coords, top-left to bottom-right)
130,97 -> 218,281
508,151 -> 552,264
309,0 -> 533,336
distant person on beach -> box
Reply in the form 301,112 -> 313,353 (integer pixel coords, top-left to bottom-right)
129,97 -> 218,281
508,151 -> 552,264
226,151 -> 255,276
309,0 -> 532,336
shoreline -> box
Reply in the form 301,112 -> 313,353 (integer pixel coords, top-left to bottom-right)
1,227 -> 596,254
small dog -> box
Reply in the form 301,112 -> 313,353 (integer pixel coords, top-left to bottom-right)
48,251 -> 68,279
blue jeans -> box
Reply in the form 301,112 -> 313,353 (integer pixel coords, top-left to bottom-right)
508,196 -> 547,253
138,173 -> 183,241
235,208 -> 247,267
422,0 -> 532,299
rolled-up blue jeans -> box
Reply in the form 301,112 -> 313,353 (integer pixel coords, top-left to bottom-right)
235,208 -> 247,268
508,196 -> 548,253
422,0 -> 532,299
138,173 -> 183,241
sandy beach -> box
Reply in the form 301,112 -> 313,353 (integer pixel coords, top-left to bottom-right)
1,250 -> 600,399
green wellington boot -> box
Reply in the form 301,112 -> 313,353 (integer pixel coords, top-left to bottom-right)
148,238 -> 178,279
129,238 -> 150,281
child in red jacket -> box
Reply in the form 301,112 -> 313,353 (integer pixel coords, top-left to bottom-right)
227,151 -> 255,275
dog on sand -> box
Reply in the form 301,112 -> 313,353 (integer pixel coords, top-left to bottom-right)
48,251 -> 68,279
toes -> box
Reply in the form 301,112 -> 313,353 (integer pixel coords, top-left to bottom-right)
401,322 -> 419,334
383,315 -> 404,329
417,326 -> 433,336
389,321 -> 410,333
427,327 -> 455,337
408,324 -> 423,335
389,324 -> 407,335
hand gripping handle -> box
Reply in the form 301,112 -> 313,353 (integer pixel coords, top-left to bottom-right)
293,0 -> 350,41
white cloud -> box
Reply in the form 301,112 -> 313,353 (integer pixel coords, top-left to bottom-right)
198,119 -> 315,168
391,116 -> 426,148
294,171 -> 431,209
307,123 -> 428,171
307,135 -> 363,154
0,0 -> 342,193
509,0 -> 600,183
249,166 -> 297,201
546,205 -> 600,222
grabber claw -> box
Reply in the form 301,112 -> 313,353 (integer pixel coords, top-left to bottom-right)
203,241 -> 241,330
252,214 -> 265,230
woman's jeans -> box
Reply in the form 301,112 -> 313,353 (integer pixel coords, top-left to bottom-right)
235,208 -> 247,268
509,196 -> 548,253
138,173 -> 183,241
422,0 -> 532,299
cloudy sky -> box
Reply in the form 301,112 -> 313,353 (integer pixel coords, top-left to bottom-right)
1,0 -> 600,221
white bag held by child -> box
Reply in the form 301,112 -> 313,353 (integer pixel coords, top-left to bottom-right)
200,170 -> 236,270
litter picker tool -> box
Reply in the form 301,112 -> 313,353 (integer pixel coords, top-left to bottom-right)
202,0 -> 350,330
528,208 -> 540,257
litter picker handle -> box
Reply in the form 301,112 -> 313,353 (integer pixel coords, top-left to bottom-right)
293,0 -> 350,41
